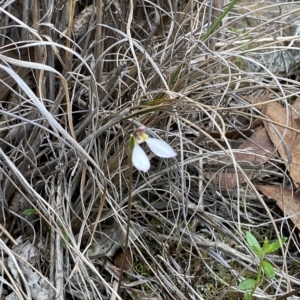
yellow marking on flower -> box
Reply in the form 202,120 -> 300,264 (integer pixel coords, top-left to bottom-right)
136,133 -> 148,144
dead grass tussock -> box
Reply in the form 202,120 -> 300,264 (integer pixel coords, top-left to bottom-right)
0,1 -> 300,299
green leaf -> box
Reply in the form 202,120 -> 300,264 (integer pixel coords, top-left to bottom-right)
242,28 -> 247,34
252,246 -> 264,257
246,232 -> 263,256
263,236 -> 269,248
263,237 -> 287,254
262,261 -> 275,279
239,278 -> 256,291
242,44 -> 249,51
231,27 -> 238,34
23,208 -> 38,216
243,292 -> 252,300
246,232 -> 260,249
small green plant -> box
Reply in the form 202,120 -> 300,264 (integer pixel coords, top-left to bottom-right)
239,231 -> 287,300
24,209 -> 70,246
230,27 -> 253,69
57,219 -> 70,247
23,208 -> 38,216
231,27 -> 251,51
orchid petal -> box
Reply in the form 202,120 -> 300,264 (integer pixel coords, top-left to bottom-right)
132,144 -> 150,172
145,138 -> 177,158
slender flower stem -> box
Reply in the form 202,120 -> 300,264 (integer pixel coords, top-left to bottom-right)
248,255 -> 264,299
117,148 -> 133,295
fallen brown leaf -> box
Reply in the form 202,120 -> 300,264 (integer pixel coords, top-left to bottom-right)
291,97 -> 300,118
113,251 -> 133,271
204,126 -> 276,189
255,185 -> 300,230
264,101 -> 300,188
294,118 -> 300,129
291,98 -> 300,129
243,93 -> 266,111
245,94 -> 300,188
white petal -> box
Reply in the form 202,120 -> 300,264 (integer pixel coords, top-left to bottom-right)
132,144 -> 150,172
146,138 -> 177,158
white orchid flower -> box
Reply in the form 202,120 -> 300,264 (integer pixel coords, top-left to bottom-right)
130,126 -> 177,172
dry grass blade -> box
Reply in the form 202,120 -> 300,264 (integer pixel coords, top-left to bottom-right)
0,1 -> 300,300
